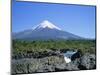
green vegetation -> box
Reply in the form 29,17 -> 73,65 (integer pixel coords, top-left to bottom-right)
12,40 -> 96,74
12,40 -> 96,54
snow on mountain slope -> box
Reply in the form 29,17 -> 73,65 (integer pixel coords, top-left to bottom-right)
32,20 -> 61,30
13,20 -> 83,40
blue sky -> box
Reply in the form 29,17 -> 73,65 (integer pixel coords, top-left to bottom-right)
12,0 -> 96,39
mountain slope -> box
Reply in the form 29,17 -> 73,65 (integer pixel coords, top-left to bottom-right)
13,20 -> 83,40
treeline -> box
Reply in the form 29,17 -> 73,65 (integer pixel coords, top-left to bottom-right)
12,40 -> 96,54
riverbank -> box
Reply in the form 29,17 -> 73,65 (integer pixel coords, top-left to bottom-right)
12,40 -> 96,74
12,51 -> 96,74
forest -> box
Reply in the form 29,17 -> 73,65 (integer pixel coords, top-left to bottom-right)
12,40 -> 96,55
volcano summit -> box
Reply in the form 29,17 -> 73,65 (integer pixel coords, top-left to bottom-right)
13,20 -> 83,40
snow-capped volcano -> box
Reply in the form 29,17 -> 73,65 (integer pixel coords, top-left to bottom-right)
33,20 -> 61,30
13,20 -> 83,40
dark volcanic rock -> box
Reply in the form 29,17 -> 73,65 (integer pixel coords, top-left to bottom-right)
55,63 -> 68,71
80,53 -> 96,69
71,51 -> 81,61
12,52 -> 96,74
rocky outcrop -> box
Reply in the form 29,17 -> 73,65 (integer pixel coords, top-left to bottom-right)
79,53 -> 96,69
12,49 -> 61,59
12,53 -> 96,74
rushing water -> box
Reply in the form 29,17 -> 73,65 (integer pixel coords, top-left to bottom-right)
63,51 -> 77,63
